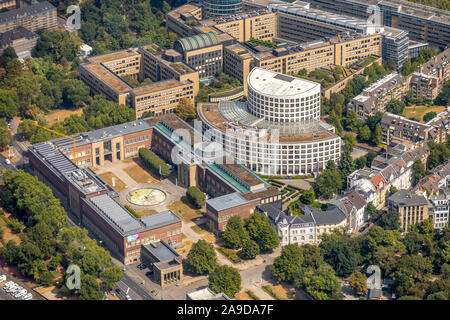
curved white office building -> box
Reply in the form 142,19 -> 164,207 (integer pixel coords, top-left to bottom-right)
197,68 -> 341,177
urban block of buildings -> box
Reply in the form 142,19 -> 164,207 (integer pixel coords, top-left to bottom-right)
79,44 -> 199,119
347,72 -> 407,120
197,67 -> 342,177
380,108 -> 450,147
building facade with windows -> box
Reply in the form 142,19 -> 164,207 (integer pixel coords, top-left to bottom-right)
388,189 -> 429,233
197,68 -> 341,177
203,0 -> 243,18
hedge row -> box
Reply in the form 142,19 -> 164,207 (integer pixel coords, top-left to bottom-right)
186,186 -> 206,209
138,148 -> 170,178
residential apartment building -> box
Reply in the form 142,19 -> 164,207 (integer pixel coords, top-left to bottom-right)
260,202 -> 348,247
0,25 -> 37,58
173,32 -> 223,79
380,112 -> 447,147
80,46 -> 199,119
0,0 -> 57,33
408,47 -> 450,101
347,144 -> 426,209
0,0 -> 17,11
428,194 -> 449,230
388,189 -> 429,233
307,0 -> 450,49
347,72 -> 407,120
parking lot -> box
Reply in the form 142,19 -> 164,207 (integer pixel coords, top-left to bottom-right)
0,271 -> 34,300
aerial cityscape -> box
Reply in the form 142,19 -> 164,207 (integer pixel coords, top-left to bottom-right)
0,0 -> 449,306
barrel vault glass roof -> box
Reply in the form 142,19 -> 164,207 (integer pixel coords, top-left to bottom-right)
177,32 -> 220,52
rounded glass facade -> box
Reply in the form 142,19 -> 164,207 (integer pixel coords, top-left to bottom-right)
203,0 -> 242,18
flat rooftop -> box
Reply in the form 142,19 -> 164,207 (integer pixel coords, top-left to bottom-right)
88,49 -> 140,64
207,192 -> 250,211
142,240 -> 180,262
167,3 -> 201,20
88,194 -> 142,235
132,79 -> 183,96
140,210 -> 181,230
83,63 -> 131,93
248,67 -> 319,96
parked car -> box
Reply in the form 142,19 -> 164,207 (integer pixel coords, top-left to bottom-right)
22,293 -> 32,300
4,158 -> 11,165
0,275 -> 6,283
126,295 -> 132,300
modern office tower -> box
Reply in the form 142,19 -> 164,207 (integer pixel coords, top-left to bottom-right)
198,68 -> 341,176
173,32 -> 223,80
382,27 -> 409,70
203,0 -> 243,18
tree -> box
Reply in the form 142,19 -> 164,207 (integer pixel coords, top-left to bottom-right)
386,99 -> 405,115
208,265 -> 241,298
320,233 -> 359,277
413,159 -> 427,180
2,46 -> 17,62
313,167 -> 343,199
271,244 -> 303,282
377,211 -> 401,231
101,266 -> 123,291
186,240 -> 218,275
349,271 -> 367,296
299,188 -> 315,205
338,149 -> 355,178
344,134 -> 357,151
423,111 -> 437,123
245,213 -> 279,252
403,231 -> 424,255
27,222 -> 56,259
175,98 -> 196,122
222,215 -> 249,249
300,264 -> 342,300
301,244 -> 324,269
78,274 -> 104,300
240,239 -> 259,260
385,58 -> 396,72
63,79 -> 90,107
365,203 -> 378,219
358,125 -> 371,142
186,186 -> 206,209
0,89 -> 19,119
371,123 -> 382,146
0,119 -> 12,149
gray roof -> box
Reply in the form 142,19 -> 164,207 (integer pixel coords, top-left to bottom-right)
32,142 -> 78,176
206,192 -> 249,211
388,189 -> 429,206
0,1 -> 56,24
139,210 -> 181,230
52,119 -> 151,149
0,26 -> 37,48
309,206 -> 348,226
88,194 -> 142,235
142,240 -> 180,262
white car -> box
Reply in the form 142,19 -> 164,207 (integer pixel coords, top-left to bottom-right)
15,290 -> 27,298
22,293 -> 32,300
4,158 -> 11,165
0,275 -> 6,283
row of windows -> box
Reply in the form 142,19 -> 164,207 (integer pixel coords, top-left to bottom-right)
125,135 -> 149,145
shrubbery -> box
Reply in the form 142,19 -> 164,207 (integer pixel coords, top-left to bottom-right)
138,148 -> 170,179
186,186 -> 206,209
